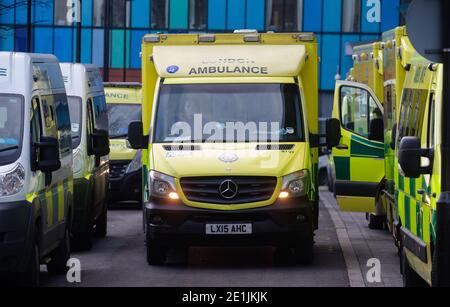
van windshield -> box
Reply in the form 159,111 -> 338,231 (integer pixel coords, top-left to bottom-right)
107,104 -> 141,139
154,83 -> 304,143
0,95 -> 23,165
67,96 -> 82,149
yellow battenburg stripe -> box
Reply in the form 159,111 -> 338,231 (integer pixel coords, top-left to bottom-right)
45,188 -> 53,227
58,182 -> 65,222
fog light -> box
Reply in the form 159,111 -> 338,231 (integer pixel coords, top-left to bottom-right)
169,192 -> 179,200
151,215 -> 163,225
279,191 -> 289,199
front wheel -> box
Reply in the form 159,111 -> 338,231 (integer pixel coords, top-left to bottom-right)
146,240 -> 167,265
21,235 -> 40,287
47,227 -> 70,275
146,228 -> 166,265
368,214 -> 385,230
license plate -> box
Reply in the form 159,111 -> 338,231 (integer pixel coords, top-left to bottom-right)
205,223 -> 252,235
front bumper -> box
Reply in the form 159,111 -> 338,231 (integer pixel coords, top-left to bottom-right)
145,197 -> 314,247
0,200 -> 33,272
108,168 -> 142,203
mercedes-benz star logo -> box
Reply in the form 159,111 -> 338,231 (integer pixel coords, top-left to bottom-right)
218,179 -> 239,199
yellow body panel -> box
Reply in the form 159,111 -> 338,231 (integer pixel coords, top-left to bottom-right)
104,84 -> 142,161
337,196 -> 376,213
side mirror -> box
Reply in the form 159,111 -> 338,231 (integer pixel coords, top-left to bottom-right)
390,123 -> 397,150
368,118 -> 384,142
128,121 -> 145,149
91,129 -> 110,157
36,136 -> 61,173
325,118 -> 341,149
398,136 -> 433,178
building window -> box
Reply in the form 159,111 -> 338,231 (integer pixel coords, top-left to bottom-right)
93,0 -> 105,27
54,1 -> 71,25
342,0 -> 361,32
151,0 -> 169,29
189,0 -> 208,30
111,0 -> 131,28
266,0 -> 303,32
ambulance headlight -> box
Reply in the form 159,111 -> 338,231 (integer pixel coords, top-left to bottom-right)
280,170 -> 308,198
0,164 -> 25,196
149,170 -> 178,199
126,150 -> 142,173
73,149 -> 83,174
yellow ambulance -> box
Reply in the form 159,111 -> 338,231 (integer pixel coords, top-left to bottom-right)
127,31 -> 327,265
104,83 -> 142,204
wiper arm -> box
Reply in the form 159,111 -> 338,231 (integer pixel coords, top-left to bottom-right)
0,145 -> 19,153
110,134 -> 128,139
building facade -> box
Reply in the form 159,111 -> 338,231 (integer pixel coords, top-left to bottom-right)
0,0 -> 408,116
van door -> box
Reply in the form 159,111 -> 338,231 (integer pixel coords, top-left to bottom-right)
332,81 -> 385,212
90,95 -> 109,218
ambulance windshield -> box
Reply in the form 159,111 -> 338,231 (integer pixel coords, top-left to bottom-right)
154,83 -> 304,143
0,95 -> 23,165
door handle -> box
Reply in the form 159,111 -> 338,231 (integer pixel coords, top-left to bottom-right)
336,144 -> 349,150
417,189 -> 425,195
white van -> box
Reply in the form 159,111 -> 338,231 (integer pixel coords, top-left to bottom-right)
0,52 -> 73,286
60,63 -> 110,250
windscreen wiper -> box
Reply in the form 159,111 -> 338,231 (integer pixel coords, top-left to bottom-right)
0,145 -> 19,153
110,134 -> 128,139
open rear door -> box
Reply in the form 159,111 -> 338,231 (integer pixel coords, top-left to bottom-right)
331,81 -> 385,213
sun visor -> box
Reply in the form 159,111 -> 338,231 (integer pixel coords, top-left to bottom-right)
153,45 -> 306,78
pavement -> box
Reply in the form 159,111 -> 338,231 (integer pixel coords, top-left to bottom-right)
39,187 -> 402,287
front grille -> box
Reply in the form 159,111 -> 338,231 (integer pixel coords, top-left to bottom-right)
109,161 -> 130,179
180,176 -> 277,205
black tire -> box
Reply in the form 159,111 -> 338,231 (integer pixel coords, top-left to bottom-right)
290,222 -> 315,265
21,235 -> 40,287
47,227 -> 70,275
146,240 -> 167,265
402,247 -> 428,287
145,223 -> 166,265
94,202 -> 107,238
318,168 -> 327,186
273,247 -> 292,265
368,214 -> 385,230
73,204 -> 94,251
293,240 -> 314,265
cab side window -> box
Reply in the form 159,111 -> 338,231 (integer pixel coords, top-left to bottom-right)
92,95 -> 109,131
340,86 -> 382,139
398,88 -> 428,142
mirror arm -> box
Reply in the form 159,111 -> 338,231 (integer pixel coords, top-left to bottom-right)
309,133 -> 329,148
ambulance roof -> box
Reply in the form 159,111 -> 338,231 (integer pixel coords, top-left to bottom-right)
0,52 -> 61,95
60,63 -> 103,97
152,44 -> 307,78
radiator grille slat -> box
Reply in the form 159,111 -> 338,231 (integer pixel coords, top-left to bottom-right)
180,176 -> 277,205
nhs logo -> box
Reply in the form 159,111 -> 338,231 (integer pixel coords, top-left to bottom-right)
366,0 -> 381,23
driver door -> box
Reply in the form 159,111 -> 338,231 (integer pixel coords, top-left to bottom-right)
331,81 -> 385,213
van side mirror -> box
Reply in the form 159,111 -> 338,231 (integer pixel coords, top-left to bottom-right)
36,136 -> 61,173
91,129 -> 110,157
128,121 -> 145,149
368,118 -> 384,142
325,118 -> 341,149
390,123 -> 397,150
398,136 -> 433,178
